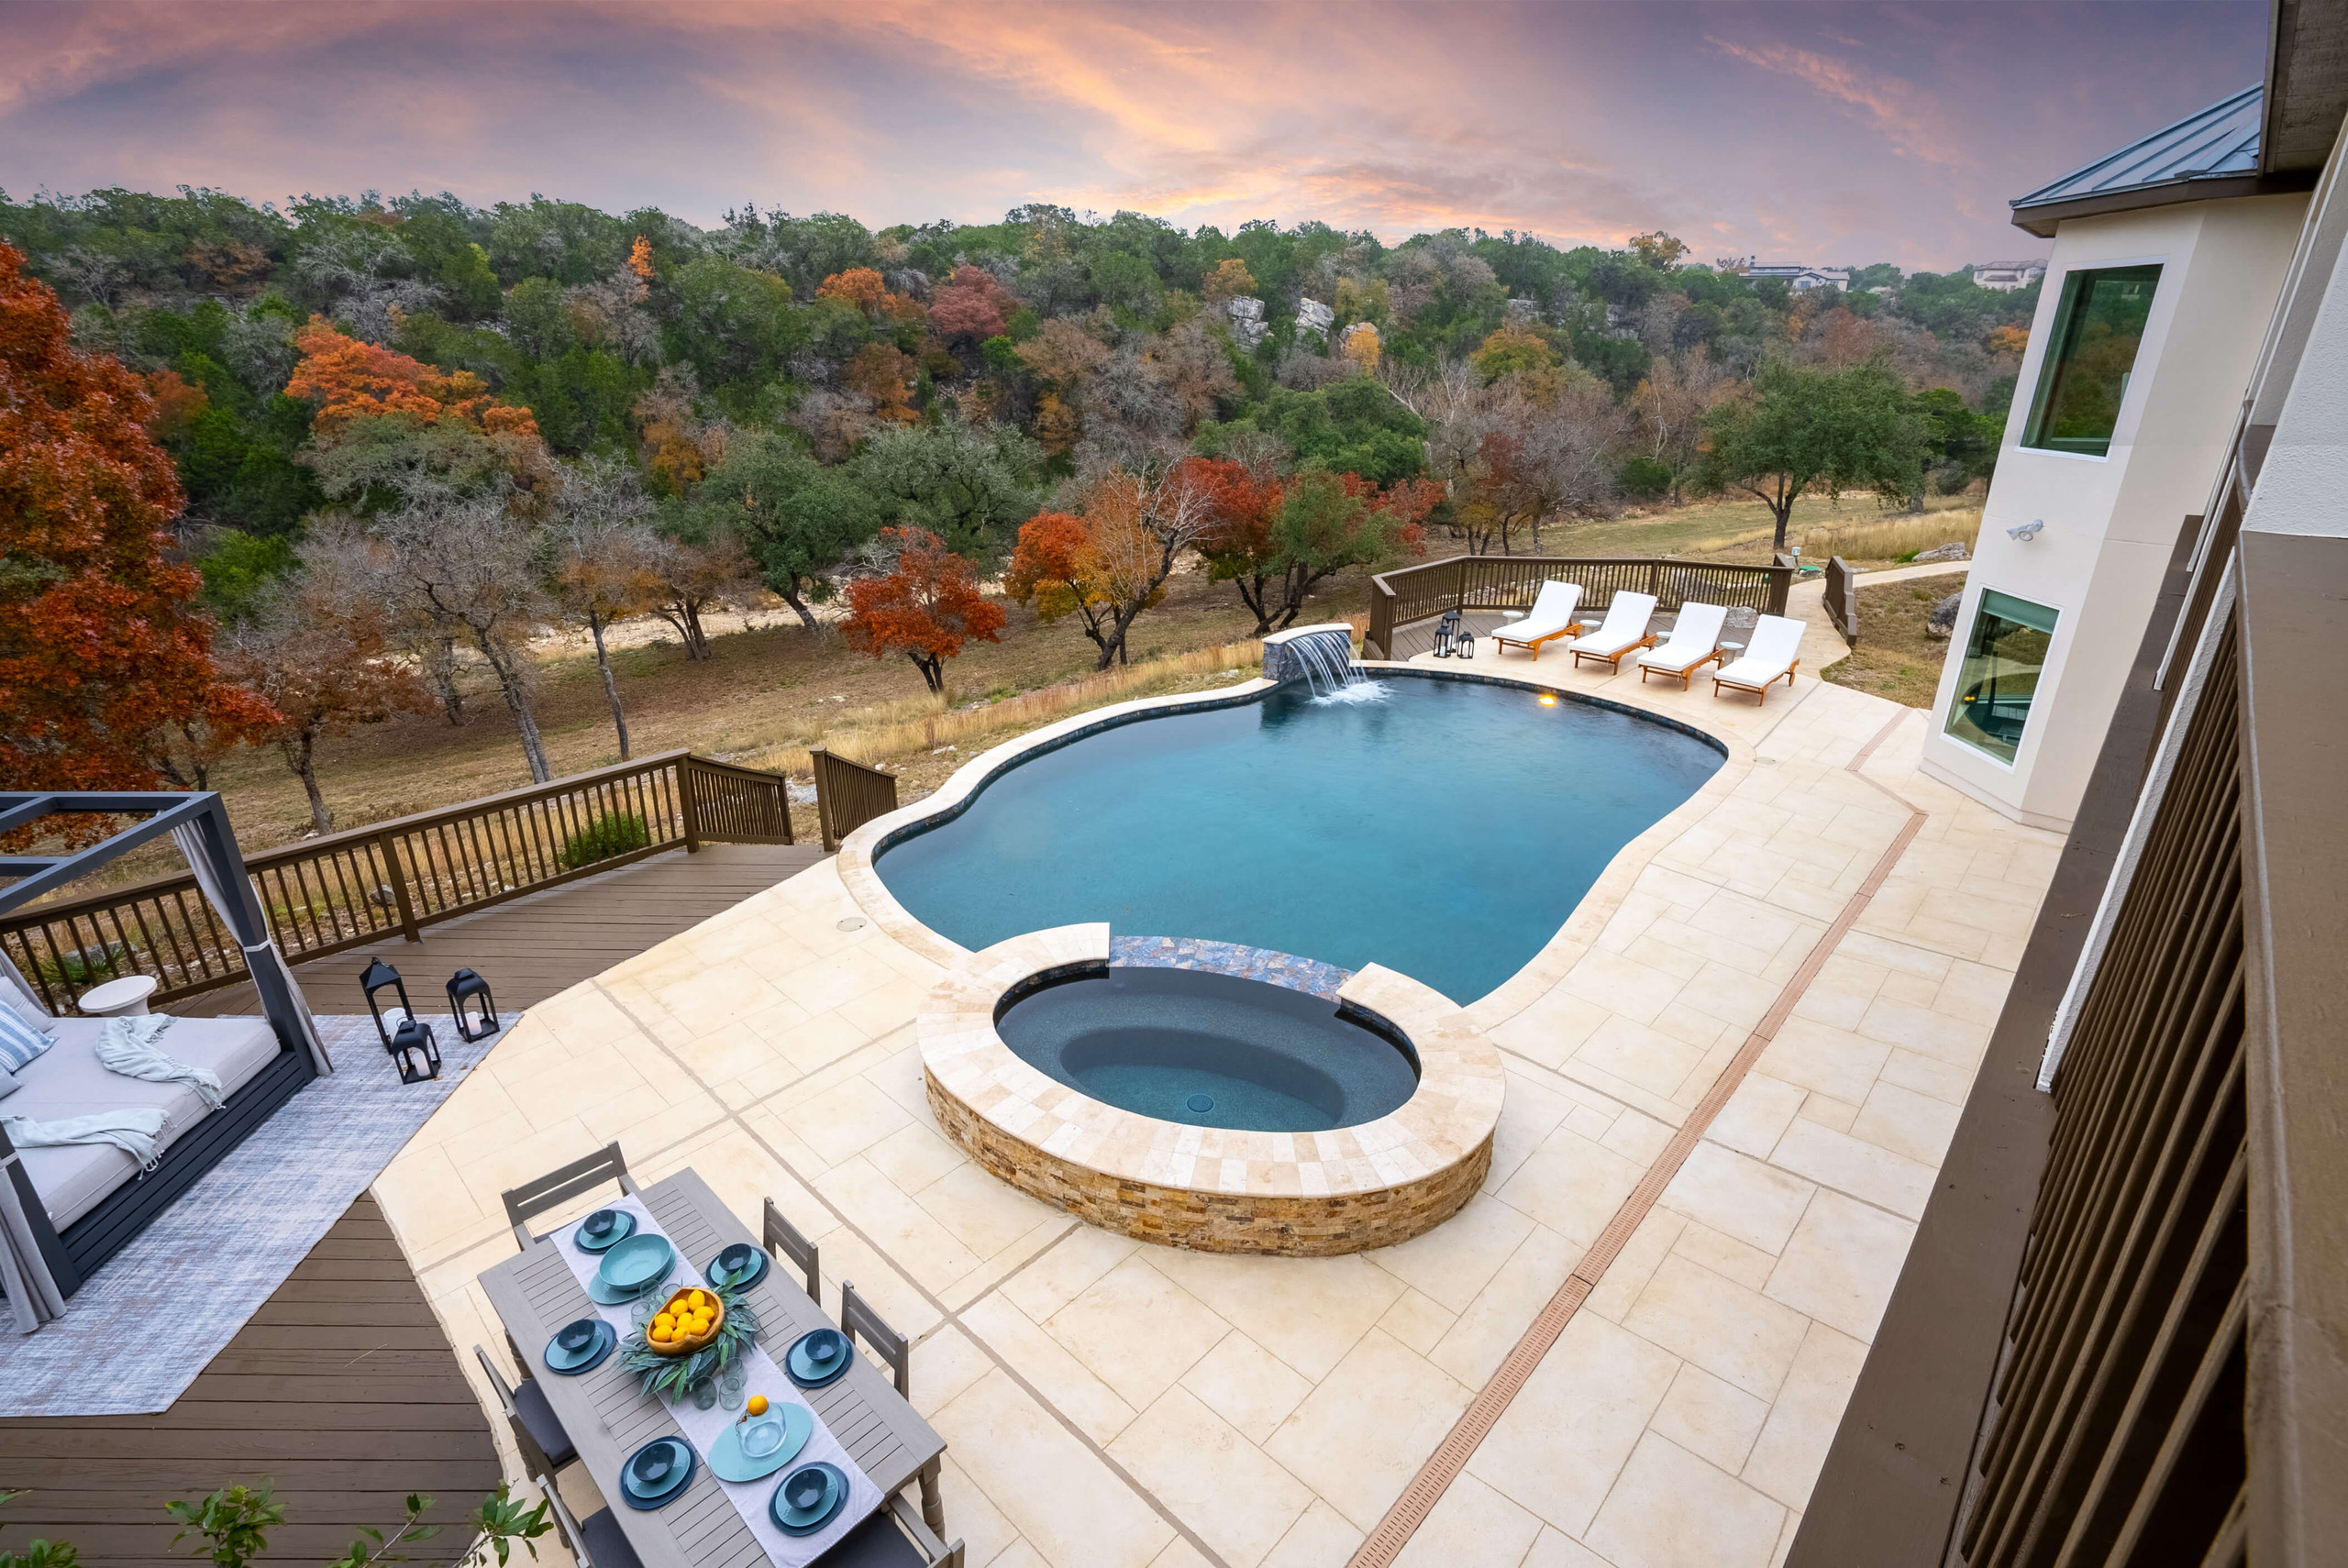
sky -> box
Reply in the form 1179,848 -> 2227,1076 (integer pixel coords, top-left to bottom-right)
0,1 -> 2268,271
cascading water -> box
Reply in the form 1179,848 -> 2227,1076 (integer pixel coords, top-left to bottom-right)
1263,624 -> 1384,702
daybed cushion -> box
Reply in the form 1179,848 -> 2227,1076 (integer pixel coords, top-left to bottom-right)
9,1017 -> 284,1230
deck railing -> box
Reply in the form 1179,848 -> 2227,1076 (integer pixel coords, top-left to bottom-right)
1362,553 -> 1795,657
2,750 -> 792,1013
1823,556 -> 1858,645
812,748 -> 901,853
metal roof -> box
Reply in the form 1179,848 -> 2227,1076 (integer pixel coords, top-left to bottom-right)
2010,85 -> 2269,235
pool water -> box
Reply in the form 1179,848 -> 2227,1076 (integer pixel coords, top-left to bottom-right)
878,674 -> 1724,1003
995,965 -> 1418,1133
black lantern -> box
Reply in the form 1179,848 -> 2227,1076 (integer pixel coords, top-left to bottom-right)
1456,628 -> 1476,658
447,967 -> 500,1043
1431,609 -> 1462,659
360,957 -> 442,1084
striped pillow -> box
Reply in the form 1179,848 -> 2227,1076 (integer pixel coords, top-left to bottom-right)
0,1005 -> 51,1074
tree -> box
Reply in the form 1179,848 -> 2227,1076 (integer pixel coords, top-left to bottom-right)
322,497 -> 559,782
548,456 -> 663,757
220,561 -> 434,832
842,527 -> 1004,693
1261,470 -> 1433,630
1629,347 -> 1730,502
1005,461 -> 1217,668
0,241 -> 276,802
1202,259 -> 1256,301
689,433 -> 878,628
851,422 -> 1044,564
927,264 -> 1014,346
1699,359 -> 1928,548
645,514 -> 754,661
284,316 -> 539,439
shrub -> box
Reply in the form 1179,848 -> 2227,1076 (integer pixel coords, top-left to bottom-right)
39,940 -> 128,988
1618,456 -> 1674,499
559,811 -> 651,869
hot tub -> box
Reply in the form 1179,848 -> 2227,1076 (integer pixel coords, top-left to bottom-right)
920,926 -> 1504,1256
994,964 -> 1420,1133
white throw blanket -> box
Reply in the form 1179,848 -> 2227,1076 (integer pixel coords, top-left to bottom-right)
97,1016 -> 223,1112
2,1107 -> 168,1170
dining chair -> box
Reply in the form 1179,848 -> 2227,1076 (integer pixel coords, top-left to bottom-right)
475,1344 -> 578,1478
535,1468 -> 644,1568
501,1142 -> 637,1249
816,1497 -> 966,1567
764,1195 -> 821,1302
839,1279 -> 910,1399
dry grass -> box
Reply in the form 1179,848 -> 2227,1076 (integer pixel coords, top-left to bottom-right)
1795,510 -> 1980,566
1825,576 -> 1970,708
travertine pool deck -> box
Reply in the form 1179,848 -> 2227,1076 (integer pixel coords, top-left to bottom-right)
372,646 -> 2060,1568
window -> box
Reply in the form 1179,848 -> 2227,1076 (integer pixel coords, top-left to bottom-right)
1944,591 -> 2059,764
2021,264 -> 2162,457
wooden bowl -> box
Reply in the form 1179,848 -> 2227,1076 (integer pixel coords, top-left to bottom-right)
648,1287 -> 725,1357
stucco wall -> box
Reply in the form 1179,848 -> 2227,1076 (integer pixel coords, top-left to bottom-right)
1920,194 -> 2307,829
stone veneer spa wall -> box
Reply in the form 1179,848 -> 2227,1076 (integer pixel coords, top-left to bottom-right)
917,923 -> 1505,1257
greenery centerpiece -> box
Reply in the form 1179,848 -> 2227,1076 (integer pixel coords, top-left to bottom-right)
617,1283 -> 759,1405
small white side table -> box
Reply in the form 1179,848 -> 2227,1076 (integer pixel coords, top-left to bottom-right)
78,975 -> 159,1018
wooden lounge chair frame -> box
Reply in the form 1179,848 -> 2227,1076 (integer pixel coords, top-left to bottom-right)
1570,632 -> 1657,672
1493,617 -> 1586,657
1711,657 -> 1801,703
1638,646 -> 1730,690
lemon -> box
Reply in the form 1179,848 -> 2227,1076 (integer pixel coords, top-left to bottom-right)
648,1323 -> 672,1343
747,1395 -> 769,1417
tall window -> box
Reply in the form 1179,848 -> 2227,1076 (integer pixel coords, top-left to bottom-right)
1944,591 -> 2060,764
2021,264 -> 2162,457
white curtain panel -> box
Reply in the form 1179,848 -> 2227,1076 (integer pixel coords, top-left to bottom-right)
0,1143 -> 67,1332
170,823 -> 334,1076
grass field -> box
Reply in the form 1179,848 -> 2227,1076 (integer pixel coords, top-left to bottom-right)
96,489 -> 1986,885
1824,574 -> 1972,710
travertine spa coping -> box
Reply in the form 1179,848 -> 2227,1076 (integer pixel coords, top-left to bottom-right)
917,923 -> 1506,1256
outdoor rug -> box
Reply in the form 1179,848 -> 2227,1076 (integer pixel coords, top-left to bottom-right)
1,1014 -> 498,1416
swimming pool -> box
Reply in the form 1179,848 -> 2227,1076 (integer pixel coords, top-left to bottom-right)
875,672 -> 1725,1003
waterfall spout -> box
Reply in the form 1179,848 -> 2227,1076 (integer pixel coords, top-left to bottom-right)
1262,624 -> 1379,701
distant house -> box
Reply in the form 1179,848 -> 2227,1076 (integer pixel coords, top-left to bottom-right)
1744,264 -> 1850,292
1968,259 -> 2048,291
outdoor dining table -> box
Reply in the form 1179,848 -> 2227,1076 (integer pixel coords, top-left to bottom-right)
478,1168 -> 947,1567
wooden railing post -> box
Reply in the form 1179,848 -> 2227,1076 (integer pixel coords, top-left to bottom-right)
374,829 -> 421,943
678,756 -> 703,853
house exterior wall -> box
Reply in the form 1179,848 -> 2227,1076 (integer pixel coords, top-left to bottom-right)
1919,194 -> 2307,829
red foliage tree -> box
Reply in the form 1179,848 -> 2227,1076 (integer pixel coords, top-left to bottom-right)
927,264 -> 1015,346
842,527 -> 1005,693
285,315 -> 540,439
0,241 -> 277,803
1190,454 -> 1289,633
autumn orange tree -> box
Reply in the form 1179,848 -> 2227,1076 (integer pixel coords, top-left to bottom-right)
1006,462 -> 1218,668
842,527 -> 1004,694
0,240 -> 277,803
285,315 -> 540,439
815,268 -> 923,326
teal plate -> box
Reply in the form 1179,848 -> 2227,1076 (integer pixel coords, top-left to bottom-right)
770,1462 -> 847,1536
707,1403 -> 812,1483
597,1233 -> 674,1292
573,1209 -> 636,1253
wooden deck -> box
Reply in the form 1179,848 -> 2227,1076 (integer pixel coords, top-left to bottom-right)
183,841 -> 824,1020
0,1194 -> 503,1565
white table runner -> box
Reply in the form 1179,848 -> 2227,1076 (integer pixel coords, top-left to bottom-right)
551,1195 -> 883,1564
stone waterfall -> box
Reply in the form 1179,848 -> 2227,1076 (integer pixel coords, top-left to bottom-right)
1261,624 -> 1377,699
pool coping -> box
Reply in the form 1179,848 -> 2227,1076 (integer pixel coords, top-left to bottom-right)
917,923 -> 1504,1254
836,661 -> 1759,1024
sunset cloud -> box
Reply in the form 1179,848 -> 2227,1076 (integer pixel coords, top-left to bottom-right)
0,1 -> 2265,269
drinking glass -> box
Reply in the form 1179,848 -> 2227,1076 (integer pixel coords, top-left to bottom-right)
692,1375 -> 718,1411
720,1360 -> 748,1410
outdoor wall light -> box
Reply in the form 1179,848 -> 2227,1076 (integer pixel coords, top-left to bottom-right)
2008,519 -> 2046,542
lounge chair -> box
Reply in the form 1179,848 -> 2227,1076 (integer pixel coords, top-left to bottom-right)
1568,591 -> 1660,671
1490,580 -> 1584,659
1634,602 -> 1731,689
1711,613 -> 1807,704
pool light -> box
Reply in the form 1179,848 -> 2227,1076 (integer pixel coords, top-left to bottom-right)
1537,693 -> 1558,707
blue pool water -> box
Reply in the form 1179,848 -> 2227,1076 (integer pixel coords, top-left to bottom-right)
877,673 -> 1725,1003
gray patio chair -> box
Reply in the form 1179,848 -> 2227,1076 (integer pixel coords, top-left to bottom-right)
474,1344 -> 577,1479
535,1468 -> 643,1568
500,1142 -> 637,1249
817,1499 -> 966,1567
840,1279 -> 910,1399
841,1279 -> 951,1540
764,1195 -> 821,1301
